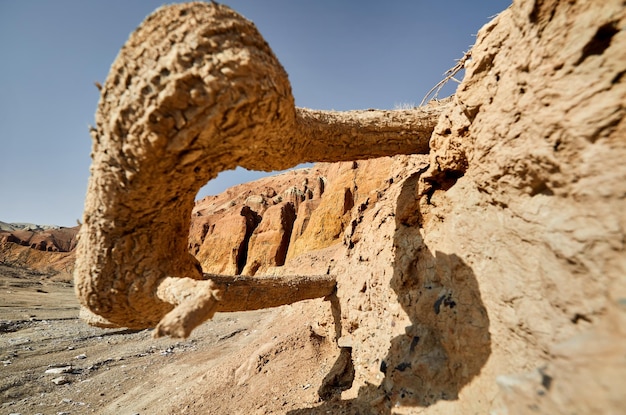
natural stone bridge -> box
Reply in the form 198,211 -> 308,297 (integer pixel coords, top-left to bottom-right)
74,2 -> 446,338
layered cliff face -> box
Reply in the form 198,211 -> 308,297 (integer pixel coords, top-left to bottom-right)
190,165 -> 331,275
0,225 -> 78,275
190,158 -> 399,277
0,225 -> 78,253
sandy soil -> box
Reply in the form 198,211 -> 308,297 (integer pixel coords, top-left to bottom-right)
0,264 -> 351,415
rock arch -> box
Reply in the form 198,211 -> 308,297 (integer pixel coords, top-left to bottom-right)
74,2 -> 446,338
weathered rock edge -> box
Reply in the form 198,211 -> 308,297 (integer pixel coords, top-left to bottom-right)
74,2 -> 446,338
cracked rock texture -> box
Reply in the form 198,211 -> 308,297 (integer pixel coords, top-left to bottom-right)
1,0 -> 624,413
281,0 -> 626,412
322,0 -> 625,412
72,1 -> 442,334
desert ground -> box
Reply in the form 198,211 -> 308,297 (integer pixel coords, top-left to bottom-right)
0,264 -> 353,415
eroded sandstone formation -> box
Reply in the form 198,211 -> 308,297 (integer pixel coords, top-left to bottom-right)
273,0 -> 626,413
66,0 -> 625,412
0,226 -> 78,253
0,225 -> 78,276
73,2 -> 445,338
188,161 -> 394,277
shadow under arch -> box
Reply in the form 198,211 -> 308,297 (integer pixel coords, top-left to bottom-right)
288,172 -> 491,414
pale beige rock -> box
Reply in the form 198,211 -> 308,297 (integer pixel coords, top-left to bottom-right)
286,158 -> 394,261
73,2 -> 443,338
273,0 -> 625,413
287,199 -> 322,257
286,164 -> 355,260
297,0 -> 625,413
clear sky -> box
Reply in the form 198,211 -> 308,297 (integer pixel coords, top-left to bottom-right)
0,0 -> 510,227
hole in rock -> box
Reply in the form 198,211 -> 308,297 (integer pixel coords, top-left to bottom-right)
577,21 -> 619,65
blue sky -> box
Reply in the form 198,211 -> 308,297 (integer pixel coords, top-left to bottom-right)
0,0 -> 510,227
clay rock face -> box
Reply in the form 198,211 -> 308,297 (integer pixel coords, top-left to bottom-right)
286,158 -> 393,261
0,225 -> 78,276
432,1 -> 626,413
0,226 -> 79,253
0,222 -> 79,275
285,166 -> 355,261
288,198 -> 322,256
0,240 -> 75,275
242,201 -> 296,276
194,206 -> 261,275
190,158 -> 398,277
191,166 -> 326,275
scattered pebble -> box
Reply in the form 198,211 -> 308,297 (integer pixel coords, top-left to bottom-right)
52,376 -> 71,385
7,338 -> 30,345
45,366 -> 73,374
160,347 -> 174,356
74,353 -> 87,359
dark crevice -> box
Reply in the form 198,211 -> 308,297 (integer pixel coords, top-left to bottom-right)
235,206 -> 262,274
424,169 -> 466,199
275,202 -> 297,267
576,22 -> 619,65
529,1 -> 557,26
539,368 -> 553,390
318,347 -> 355,400
343,188 -> 355,214
529,181 -> 554,197
611,70 -> 625,85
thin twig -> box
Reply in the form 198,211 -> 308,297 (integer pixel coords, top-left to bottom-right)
420,49 -> 472,106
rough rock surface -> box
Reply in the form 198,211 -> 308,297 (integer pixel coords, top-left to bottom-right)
192,0 -> 626,412
190,166 -> 331,275
242,201 -> 296,276
2,0 -> 625,413
73,1 -> 444,336
193,206 -> 261,275
190,162 -> 389,276
282,0 -> 626,413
